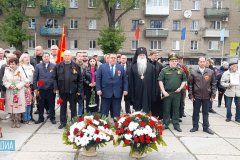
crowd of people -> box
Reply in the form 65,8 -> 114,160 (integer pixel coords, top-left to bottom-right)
0,46 -> 239,136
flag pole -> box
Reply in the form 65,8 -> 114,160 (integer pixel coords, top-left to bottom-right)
221,39 -> 224,64
183,40 -> 185,57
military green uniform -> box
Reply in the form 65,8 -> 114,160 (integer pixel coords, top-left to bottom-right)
158,66 -> 187,128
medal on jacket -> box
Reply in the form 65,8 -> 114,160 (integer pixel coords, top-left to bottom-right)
141,74 -> 144,80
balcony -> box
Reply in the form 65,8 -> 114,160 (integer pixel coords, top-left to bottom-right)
145,0 -> 169,16
40,5 -> 65,16
40,26 -> 62,36
202,29 -> 229,38
204,8 -> 229,18
145,28 -> 168,38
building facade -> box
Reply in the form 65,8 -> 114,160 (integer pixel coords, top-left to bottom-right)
0,0 -> 240,64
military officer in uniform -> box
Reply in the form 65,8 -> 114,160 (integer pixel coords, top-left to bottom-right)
158,53 -> 187,132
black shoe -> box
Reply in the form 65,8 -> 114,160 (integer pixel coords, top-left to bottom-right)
51,120 -> 56,124
35,119 -> 44,124
46,110 -> 49,115
47,115 -> 50,119
163,125 -> 169,130
182,113 -> 186,117
226,118 -> 231,122
190,127 -> 198,132
203,128 -> 214,135
58,124 -> 66,129
34,110 -> 39,114
174,127 -> 182,132
30,118 -> 35,122
209,109 -> 216,113
235,119 -> 240,123
217,105 -> 221,108
179,119 -> 182,122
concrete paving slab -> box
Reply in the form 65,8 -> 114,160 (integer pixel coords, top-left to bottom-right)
21,133 -> 75,152
211,125 -> 240,138
208,116 -> 239,127
36,121 -> 62,134
226,138 -> 240,150
181,137 -> 240,155
0,120 -> 40,133
196,155 -> 240,160
0,152 -> 16,160
13,152 -> 75,160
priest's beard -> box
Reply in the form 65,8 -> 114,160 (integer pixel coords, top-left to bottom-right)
137,57 -> 147,76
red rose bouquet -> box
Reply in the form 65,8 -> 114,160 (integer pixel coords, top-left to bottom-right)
114,112 -> 166,157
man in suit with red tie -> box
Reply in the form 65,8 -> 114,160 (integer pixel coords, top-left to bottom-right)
96,53 -> 128,118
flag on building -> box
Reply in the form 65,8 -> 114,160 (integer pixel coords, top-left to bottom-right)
135,25 -> 140,40
220,28 -> 225,42
56,25 -> 66,64
181,27 -> 186,40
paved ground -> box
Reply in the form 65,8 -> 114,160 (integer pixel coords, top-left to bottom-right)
1,97 -> 240,160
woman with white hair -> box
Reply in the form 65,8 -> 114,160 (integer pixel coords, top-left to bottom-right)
19,53 -> 35,124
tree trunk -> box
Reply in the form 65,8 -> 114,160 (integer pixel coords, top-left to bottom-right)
15,43 -> 24,52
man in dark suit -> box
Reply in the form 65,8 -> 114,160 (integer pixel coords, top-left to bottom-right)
120,55 -> 131,114
96,53 -> 128,118
54,50 -> 83,129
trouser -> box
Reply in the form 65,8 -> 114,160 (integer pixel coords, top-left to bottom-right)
77,96 -> 84,116
38,90 -> 55,121
218,91 -> 225,106
22,105 -> 31,122
151,98 -> 163,119
124,98 -> 131,114
163,93 -> 181,128
59,93 -> 77,125
225,96 -> 240,120
179,90 -> 186,118
192,99 -> 210,129
101,96 -> 121,118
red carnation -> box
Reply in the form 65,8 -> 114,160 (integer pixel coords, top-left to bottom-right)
159,125 -> 163,131
145,139 -> 151,144
146,113 -> 151,117
116,130 -> 120,135
115,122 -> 119,127
67,131 -> 70,136
127,130 -> 132,134
37,80 -> 44,87
139,135 -> 144,143
78,117 -> 83,122
73,128 -> 79,135
94,116 -> 100,120
126,117 -> 132,121
124,139 -> 130,145
57,99 -> 64,104
145,135 -> 151,140
152,137 -> 157,141
119,128 -> 124,133
136,114 -> 142,118
88,121 -> 93,125
123,121 -> 129,126
160,131 -> 163,136
117,116 -> 121,121
134,137 -> 139,143
95,129 -> 100,134
104,124 -> 110,129
124,114 -> 129,117
140,121 -> 146,127
149,120 -> 155,126
96,137 -> 100,143
79,131 -> 84,137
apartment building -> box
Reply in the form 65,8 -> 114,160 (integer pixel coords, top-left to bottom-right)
0,0 -> 240,64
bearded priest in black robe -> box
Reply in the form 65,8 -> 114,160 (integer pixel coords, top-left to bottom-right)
129,47 -> 155,113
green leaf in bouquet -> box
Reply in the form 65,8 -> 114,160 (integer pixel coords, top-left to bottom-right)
149,143 -> 158,151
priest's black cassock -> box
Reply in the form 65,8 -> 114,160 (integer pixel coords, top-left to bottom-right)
129,47 -> 155,113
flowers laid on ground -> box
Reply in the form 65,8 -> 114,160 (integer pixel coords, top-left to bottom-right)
114,112 -> 166,156
63,113 -> 113,151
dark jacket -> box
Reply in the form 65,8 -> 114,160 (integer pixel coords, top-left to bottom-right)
33,62 -> 55,90
0,64 -> 7,92
83,67 -> 97,91
188,68 -> 216,100
54,61 -> 83,95
30,55 -> 42,68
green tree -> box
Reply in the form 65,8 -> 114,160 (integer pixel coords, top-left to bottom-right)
97,27 -> 125,54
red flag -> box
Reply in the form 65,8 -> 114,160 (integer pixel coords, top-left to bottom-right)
56,25 -> 66,64
135,25 -> 140,40
0,98 -> 4,111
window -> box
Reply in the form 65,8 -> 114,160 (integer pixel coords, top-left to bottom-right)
147,0 -> 168,6
88,0 -> 96,8
174,0 -> 182,10
134,0 -> 140,9
212,0 -> 222,9
172,40 -> 180,50
208,41 -> 219,50
46,0 -> 51,5
45,19 -> 58,28
48,39 -> 59,48
89,40 -> 96,49
210,21 -> 221,30
131,40 -> 139,50
192,0 -> 200,10
70,40 -> 78,49
150,20 -> 162,28
190,20 -> 199,31
132,20 -> 139,30
28,40 -> 35,48
28,18 -> 36,29
70,19 -> 78,29
70,0 -> 78,8
190,41 -> 198,50
88,19 -> 97,29
27,0 -> 35,7
173,20 -> 181,30
116,0 -> 121,9
151,40 -> 161,50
